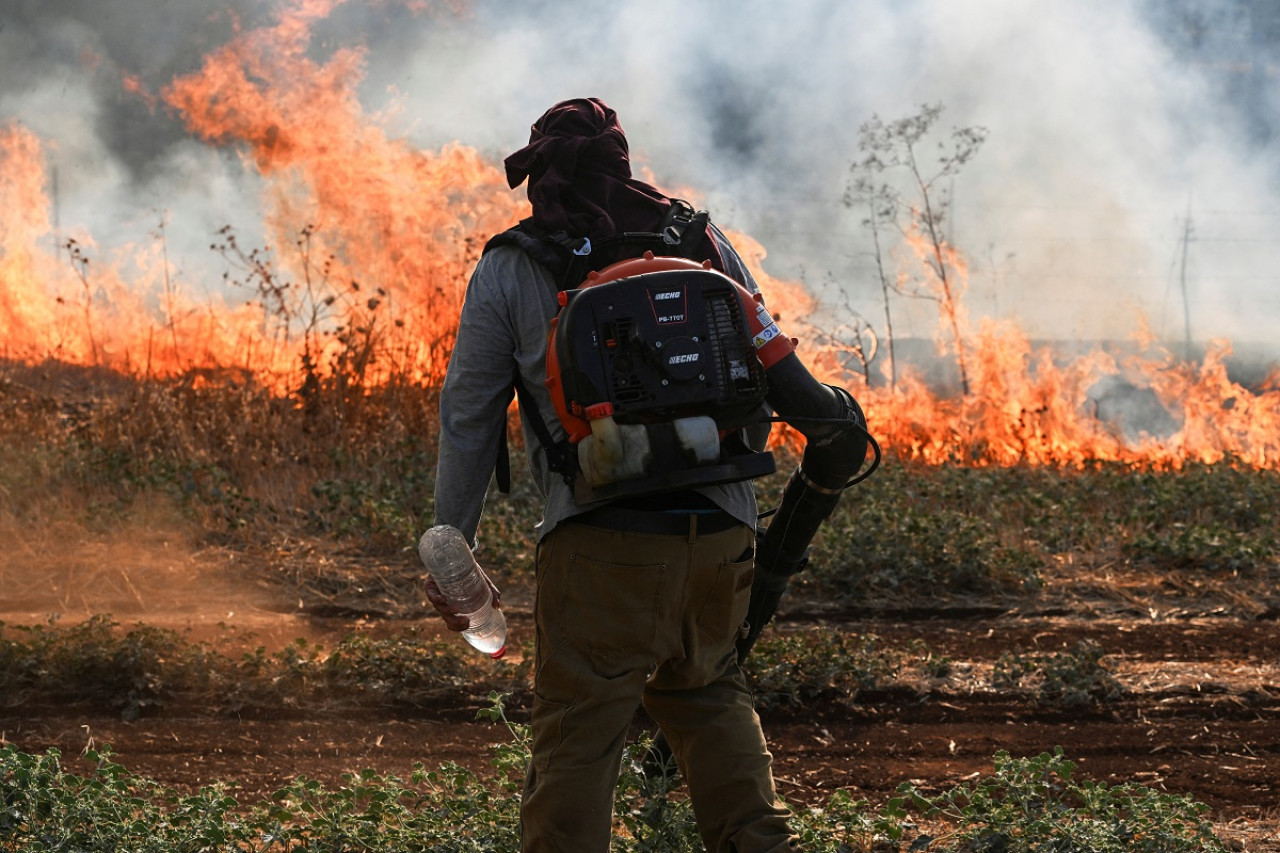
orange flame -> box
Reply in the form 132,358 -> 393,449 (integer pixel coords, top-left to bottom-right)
0,123 -> 171,368
844,246 -> 1280,469
121,72 -> 157,112
159,0 -> 521,387
0,123 -> 55,355
854,327 -> 1280,470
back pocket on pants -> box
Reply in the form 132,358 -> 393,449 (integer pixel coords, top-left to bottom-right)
561,554 -> 665,668
696,554 -> 754,643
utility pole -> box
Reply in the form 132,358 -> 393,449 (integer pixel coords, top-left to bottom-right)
1178,199 -> 1194,361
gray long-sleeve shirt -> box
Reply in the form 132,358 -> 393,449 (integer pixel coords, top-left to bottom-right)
433,226 -> 762,548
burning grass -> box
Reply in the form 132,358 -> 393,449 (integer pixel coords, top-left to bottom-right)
6,15 -> 1280,486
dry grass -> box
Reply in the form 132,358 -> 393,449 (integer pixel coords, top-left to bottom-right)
0,359 -> 442,548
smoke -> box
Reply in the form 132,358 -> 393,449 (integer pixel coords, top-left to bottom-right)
2,0 -> 1278,348
0,0 -> 268,287
0,492 -> 285,626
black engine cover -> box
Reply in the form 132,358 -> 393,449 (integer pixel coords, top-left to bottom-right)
555,268 -> 769,428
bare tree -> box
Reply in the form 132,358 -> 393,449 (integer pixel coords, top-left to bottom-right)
846,103 -> 987,395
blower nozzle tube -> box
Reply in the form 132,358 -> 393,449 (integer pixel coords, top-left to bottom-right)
737,353 -> 870,659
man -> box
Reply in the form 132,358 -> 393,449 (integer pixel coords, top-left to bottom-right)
429,97 -> 800,852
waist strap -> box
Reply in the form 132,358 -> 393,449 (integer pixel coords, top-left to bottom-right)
569,504 -> 740,536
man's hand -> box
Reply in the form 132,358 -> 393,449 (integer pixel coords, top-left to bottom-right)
424,572 -> 502,633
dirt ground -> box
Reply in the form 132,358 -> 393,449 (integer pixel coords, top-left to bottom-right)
2,539 -> 1278,851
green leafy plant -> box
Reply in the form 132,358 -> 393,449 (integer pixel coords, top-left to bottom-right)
745,630 -> 904,711
790,788 -> 903,852
3,732 -> 1228,852
809,464 -> 1042,601
893,747 -> 1228,852
1125,521 -> 1272,574
0,617 -> 214,721
992,640 -> 1124,709
0,745 -> 244,853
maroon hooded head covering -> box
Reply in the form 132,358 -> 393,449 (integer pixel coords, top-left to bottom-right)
504,97 -> 673,240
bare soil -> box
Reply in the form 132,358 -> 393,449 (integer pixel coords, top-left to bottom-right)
2,541 -> 1278,851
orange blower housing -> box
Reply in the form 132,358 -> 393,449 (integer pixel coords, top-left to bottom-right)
543,252 -> 791,500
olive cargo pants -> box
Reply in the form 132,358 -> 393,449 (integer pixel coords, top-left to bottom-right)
521,518 -> 796,852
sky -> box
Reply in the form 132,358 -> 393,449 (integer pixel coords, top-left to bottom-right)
2,0 -> 1278,350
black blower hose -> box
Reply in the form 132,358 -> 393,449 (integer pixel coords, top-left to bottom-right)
736,354 -> 873,659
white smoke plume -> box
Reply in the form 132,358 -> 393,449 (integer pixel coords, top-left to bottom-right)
2,0 -> 1277,354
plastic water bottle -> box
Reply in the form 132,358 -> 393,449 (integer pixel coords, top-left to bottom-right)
418,524 -> 507,658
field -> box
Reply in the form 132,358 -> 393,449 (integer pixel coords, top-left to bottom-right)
2,362 -> 1279,850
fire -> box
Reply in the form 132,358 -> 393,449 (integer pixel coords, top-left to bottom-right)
722,228 -> 816,323
2,0 -> 1278,470
121,73 -> 157,113
0,123 -> 55,357
1,0 -> 521,388
0,123 -> 169,368
160,0 -> 522,387
855,328 -> 1280,470
844,235 -> 1280,470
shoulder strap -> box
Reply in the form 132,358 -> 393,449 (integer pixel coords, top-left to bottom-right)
661,199 -> 711,258
483,201 -> 714,290
483,219 -> 581,284
495,369 -> 576,494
